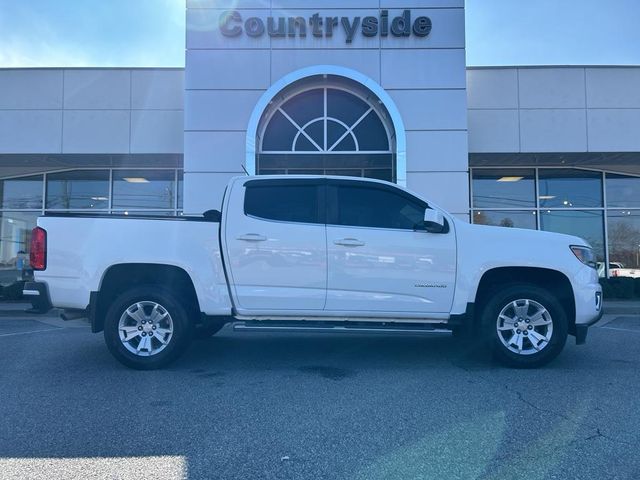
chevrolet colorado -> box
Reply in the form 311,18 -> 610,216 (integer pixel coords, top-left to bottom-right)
24,175 -> 603,369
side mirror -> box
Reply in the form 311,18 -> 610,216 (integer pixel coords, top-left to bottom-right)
424,208 -> 446,233
203,209 -> 221,222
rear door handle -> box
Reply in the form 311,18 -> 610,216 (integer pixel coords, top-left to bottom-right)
334,238 -> 365,247
237,233 -> 267,242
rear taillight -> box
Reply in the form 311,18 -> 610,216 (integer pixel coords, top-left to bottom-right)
30,227 -> 47,271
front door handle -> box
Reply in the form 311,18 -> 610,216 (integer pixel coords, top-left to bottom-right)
237,233 -> 267,242
334,238 -> 365,247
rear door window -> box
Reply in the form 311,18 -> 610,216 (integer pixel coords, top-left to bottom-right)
244,182 -> 324,224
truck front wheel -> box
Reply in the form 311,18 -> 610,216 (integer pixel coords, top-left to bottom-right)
481,284 -> 568,368
103,286 -> 194,370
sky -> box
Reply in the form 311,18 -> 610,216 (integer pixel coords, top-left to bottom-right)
0,0 -> 639,68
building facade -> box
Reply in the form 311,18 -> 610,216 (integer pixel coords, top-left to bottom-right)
0,0 -> 639,287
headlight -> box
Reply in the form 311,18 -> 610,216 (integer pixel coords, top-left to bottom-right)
570,245 -> 596,268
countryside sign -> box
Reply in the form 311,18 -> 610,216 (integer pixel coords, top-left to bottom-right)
219,10 -> 432,43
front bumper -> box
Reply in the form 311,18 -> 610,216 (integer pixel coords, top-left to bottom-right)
574,290 -> 603,345
570,274 -> 603,345
22,281 -> 53,313
575,309 -> 603,345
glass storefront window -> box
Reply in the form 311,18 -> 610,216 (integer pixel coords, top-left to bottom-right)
607,210 -> 640,271
0,175 -> 43,209
0,212 -> 38,286
472,210 -> 537,229
471,168 -> 639,276
538,169 -> 602,208
112,170 -> 176,210
540,210 -> 605,262
177,170 -> 183,210
46,170 -> 109,210
606,173 -> 640,208
471,169 -> 535,208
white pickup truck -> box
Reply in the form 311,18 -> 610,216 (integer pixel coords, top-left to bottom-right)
25,176 -> 602,369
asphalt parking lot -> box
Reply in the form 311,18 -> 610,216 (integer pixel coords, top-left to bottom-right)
1,306 -> 639,480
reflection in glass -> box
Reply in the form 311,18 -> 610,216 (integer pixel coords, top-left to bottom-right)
245,185 -> 320,224
262,111 -> 299,151
46,170 -> 109,209
538,169 -> 602,208
281,88 -> 324,127
606,173 -> 640,208
540,210 -> 605,261
112,170 -> 175,210
607,210 -> 640,270
111,211 -> 176,217
473,210 -> 537,229
0,212 -> 38,286
336,186 -> 426,230
327,88 -> 370,126
0,175 -> 43,209
472,169 -> 535,208
352,111 -> 390,151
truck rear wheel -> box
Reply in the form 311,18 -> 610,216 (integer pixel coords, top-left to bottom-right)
481,284 -> 568,368
103,285 -> 193,370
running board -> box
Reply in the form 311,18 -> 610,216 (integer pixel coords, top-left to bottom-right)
233,321 -> 452,335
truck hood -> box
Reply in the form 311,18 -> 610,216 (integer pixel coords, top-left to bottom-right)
455,220 -> 590,249
451,218 -> 593,275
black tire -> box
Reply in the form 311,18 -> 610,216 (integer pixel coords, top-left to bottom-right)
194,318 -> 226,339
480,283 -> 568,368
103,285 -> 194,370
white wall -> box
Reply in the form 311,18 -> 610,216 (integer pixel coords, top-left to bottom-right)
0,68 -> 184,155
467,66 -> 640,154
184,0 -> 468,215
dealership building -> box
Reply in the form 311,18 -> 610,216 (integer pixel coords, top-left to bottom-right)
0,0 -> 639,286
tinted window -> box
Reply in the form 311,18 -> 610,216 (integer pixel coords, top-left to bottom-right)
473,210 -> 537,229
335,185 -> 426,230
472,169 -> 535,208
0,175 -> 43,209
540,210 -> 605,261
538,169 -> 602,208
606,173 -> 640,208
245,184 -> 321,224
112,170 -> 176,210
0,212 -> 38,286
46,170 -> 109,209
607,210 -> 640,270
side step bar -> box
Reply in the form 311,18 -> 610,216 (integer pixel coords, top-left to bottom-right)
233,321 -> 452,335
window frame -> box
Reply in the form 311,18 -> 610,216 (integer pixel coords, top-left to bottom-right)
256,79 -> 397,183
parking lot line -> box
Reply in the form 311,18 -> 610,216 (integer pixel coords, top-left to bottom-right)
600,326 -> 640,334
0,328 -> 61,338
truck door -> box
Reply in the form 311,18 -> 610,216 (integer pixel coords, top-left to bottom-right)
223,178 -> 327,312
325,180 -> 456,315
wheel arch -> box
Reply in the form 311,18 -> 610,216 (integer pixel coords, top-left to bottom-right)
474,266 -> 576,334
91,263 -> 201,333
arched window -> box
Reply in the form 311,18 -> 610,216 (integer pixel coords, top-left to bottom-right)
256,77 -> 396,182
